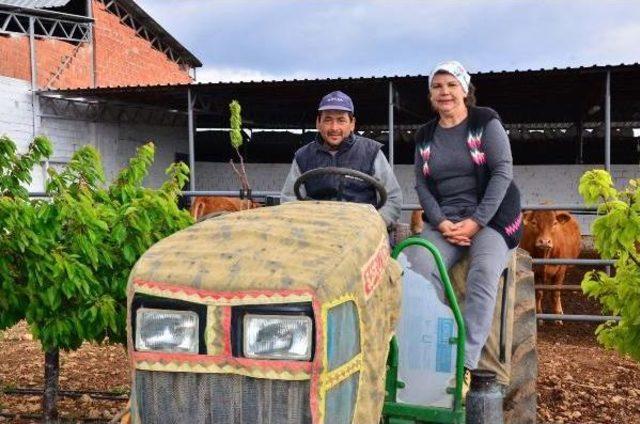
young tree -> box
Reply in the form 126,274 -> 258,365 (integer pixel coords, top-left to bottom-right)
0,138 -> 193,421
228,100 -> 252,196
0,135 -> 53,329
579,169 -> 640,361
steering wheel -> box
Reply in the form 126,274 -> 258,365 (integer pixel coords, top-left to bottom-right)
293,166 -> 387,210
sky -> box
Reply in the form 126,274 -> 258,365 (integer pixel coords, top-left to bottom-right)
135,0 -> 640,83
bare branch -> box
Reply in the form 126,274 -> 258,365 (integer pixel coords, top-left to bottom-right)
236,148 -> 251,192
228,159 -> 247,192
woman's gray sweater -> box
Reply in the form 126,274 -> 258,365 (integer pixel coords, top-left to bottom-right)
414,118 -> 513,227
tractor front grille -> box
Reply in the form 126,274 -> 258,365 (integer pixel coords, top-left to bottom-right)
134,371 -> 312,424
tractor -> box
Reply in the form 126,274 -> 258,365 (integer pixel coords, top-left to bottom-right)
125,168 -> 537,423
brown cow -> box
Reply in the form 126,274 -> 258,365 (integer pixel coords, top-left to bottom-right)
520,210 -> 581,321
189,196 -> 261,221
410,210 -> 424,235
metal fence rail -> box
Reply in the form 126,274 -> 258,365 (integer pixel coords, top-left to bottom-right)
27,193 -> 603,213
537,314 -> 620,322
521,204 -> 598,212
181,190 -> 280,198
531,258 -> 617,323
535,285 -> 583,291
532,258 -> 615,266
27,192 -> 48,198
403,203 -> 598,213
28,190 -> 282,199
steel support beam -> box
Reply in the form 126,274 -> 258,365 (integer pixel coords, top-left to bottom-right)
87,0 -> 96,87
357,121 -> 637,132
29,16 -> 37,138
0,9 -> 91,42
576,119 -> 584,164
39,95 -> 188,126
29,16 -> 36,90
187,88 -> 196,192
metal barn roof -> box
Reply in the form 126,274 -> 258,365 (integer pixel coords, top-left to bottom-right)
0,0 -> 71,8
39,63 -> 640,129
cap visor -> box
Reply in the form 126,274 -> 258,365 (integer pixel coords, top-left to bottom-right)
317,106 -> 353,112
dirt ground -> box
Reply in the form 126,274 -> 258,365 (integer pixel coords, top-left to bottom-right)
2,322 -> 638,423
533,249 -> 640,424
1,252 -> 639,423
537,322 -> 640,424
0,322 -> 129,423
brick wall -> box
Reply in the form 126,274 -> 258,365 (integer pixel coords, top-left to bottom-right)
0,0 -> 192,89
92,1 -> 192,87
0,36 -> 31,82
0,26 -> 93,89
36,38 -> 92,89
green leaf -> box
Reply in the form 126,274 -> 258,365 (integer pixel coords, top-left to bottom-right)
229,100 -> 243,149
577,167 -> 640,361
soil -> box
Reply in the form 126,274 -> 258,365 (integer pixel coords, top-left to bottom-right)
0,249 -> 638,423
0,322 -> 130,423
535,248 -> 640,423
537,323 -> 640,424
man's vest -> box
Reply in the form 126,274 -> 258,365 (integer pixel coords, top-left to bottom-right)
295,134 -> 381,205
415,106 -> 523,249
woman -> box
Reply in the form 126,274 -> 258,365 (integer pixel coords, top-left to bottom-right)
413,61 -> 523,374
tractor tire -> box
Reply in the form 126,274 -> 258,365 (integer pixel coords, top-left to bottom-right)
504,249 -> 538,424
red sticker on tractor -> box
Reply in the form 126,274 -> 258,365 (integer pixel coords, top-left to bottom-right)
362,238 -> 389,300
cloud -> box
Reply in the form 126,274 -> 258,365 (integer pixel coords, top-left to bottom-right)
135,0 -> 640,79
580,23 -> 640,65
195,66 -> 310,83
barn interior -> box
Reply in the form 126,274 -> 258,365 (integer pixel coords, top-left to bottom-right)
41,63 -> 640,170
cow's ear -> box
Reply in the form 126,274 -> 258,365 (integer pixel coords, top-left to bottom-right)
522,211 -> 533,225
555,211 -> 572,224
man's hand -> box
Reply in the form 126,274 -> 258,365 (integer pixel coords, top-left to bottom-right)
442,218 -> 480,246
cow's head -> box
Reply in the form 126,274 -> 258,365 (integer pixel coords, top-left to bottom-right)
523,210 -> 572,253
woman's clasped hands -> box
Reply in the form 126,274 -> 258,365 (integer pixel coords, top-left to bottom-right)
437,218 -> 481,246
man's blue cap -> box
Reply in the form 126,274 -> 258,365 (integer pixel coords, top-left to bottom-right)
318,90 -> 354,113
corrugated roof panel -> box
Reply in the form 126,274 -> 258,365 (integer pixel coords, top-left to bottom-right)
39,62 -> 640,92
0,0 -> 71,8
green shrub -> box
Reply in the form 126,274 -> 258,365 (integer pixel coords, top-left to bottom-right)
579,169 -> 640,361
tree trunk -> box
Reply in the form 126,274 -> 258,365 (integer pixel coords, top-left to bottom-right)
43,348 -> 59,423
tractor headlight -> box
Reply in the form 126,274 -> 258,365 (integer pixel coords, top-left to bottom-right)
244,314 -> 313,360
135,308 -> 199,353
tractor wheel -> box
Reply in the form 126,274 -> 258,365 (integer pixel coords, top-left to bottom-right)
504,249 -> 538,424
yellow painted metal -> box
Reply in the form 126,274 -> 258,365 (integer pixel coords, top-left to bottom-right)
127,201 -> 402,424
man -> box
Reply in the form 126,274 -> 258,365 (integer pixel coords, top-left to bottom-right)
281,90 -> 402,228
